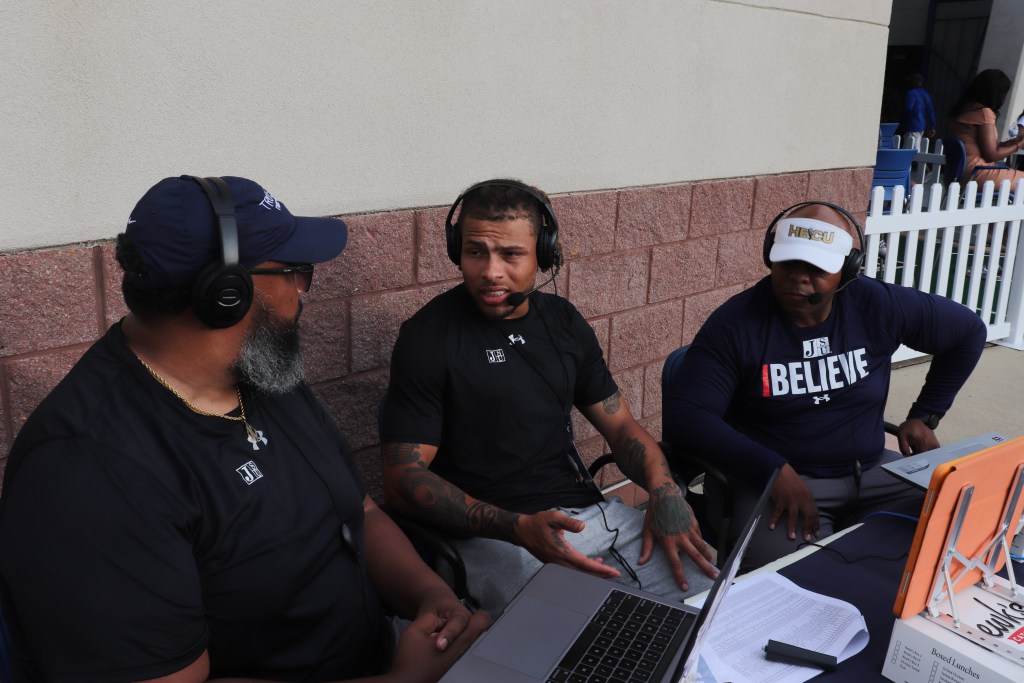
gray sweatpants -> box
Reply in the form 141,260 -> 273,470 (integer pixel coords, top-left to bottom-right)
713,449 -> 924,572
451,497 -> 717,617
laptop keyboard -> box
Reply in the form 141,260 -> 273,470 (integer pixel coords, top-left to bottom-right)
547,589 -> 695,683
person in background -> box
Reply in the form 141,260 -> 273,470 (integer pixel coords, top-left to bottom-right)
899,73 -> 936,152
948,68 -> 1024,185
1009,107 -> 1024,170
0,175 -> 487,682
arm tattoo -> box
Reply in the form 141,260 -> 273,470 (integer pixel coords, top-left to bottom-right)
649,482 -> 694,537
613,436 -> 649,486
402,466 -> 519,541
385,442 -> 520,541
384,442 -> 423,468
601,391 -> 622,415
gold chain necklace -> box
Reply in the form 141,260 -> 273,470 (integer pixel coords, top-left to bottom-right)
135,355 -> 264,447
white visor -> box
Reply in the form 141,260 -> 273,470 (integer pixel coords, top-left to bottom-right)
768,217 -> 854,274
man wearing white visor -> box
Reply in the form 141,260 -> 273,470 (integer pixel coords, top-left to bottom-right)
664,202 -> 986,569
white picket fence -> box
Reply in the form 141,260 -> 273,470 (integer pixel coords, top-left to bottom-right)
865,177 -> 1024,361
889,135 -> 946,185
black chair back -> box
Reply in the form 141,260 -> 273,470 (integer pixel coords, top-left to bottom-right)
660,345 -> 736,557
0,607 -> 10,682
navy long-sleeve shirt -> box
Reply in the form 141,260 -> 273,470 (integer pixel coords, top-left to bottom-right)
664,276 -> 986,485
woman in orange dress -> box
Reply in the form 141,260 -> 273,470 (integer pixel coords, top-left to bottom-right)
947,69 -> 1024,187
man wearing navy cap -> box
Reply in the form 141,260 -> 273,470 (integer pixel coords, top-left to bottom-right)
664,202 -> 986,570
0,176 -> 487,682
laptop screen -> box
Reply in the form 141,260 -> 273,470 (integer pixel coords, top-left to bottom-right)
676,468 -> 778,680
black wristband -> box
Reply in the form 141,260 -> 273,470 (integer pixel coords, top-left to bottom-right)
908,413 -> 940,429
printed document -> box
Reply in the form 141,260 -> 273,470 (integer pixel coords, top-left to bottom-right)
689,572 -> 868,683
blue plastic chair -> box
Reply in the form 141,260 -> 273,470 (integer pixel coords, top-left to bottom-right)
872,148 -> 917,209
940,137 -> 1012,186
941,138 -> 1016,205
878,123 -> 899,149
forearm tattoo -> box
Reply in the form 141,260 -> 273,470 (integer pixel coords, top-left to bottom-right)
649,482 -> 694,537
384,442 -> 423,467
602,391 -> 622,415
613,436 -> 649,486
385,442 -> 519,541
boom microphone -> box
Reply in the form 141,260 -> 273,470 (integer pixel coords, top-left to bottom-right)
507,272 -> 557,308
806,276 -> 857,306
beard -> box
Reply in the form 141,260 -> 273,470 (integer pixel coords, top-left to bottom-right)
233,294 -> 305,395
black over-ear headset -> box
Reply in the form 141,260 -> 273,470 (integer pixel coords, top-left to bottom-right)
188,176 -> 254,328
444,179 -> 563,272
762,201 -> 866,285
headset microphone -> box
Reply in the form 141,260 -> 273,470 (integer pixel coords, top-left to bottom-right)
507,271 -> 557,308
807,274 -> 859,305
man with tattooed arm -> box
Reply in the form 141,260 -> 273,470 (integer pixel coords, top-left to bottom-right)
381,179 -> 718,616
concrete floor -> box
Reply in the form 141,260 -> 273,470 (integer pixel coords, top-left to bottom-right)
886,343 -> 1024,444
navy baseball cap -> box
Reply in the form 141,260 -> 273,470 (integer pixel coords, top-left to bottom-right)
123,175 -> 348,288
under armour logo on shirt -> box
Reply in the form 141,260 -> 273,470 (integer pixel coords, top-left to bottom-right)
508,334 -> 525,345
248,429 -> 268,451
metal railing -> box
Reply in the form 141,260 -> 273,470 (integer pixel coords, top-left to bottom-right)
865,177 -> 1024,361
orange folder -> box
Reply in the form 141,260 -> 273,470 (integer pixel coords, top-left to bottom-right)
893,436 -> 1024,619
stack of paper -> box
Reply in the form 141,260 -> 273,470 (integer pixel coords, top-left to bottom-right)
690,573 -> 868,683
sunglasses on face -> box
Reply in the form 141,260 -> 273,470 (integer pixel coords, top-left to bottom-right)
247,264 -> 315,293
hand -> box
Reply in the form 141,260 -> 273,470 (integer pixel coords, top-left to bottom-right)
926,129 -> 936,139
388,609 -> 491,683
638,482 -> 717,592
897,418 -> 940,456
768,465 -> 819,543
514,509 -> 622,578
414,587 -> 476,652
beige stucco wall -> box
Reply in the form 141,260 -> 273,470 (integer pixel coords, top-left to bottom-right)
0,0 -> 892,253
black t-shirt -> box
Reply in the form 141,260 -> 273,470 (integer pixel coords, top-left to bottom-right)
0,324 -> 385,682
382,285 -> 616,514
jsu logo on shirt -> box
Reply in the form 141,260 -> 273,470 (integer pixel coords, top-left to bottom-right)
486,349 -> 506,363
236,460 -> 264,485
803,337 -> 831,359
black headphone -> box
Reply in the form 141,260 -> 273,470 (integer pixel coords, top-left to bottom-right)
444,179 -> 563,272
762,201 -> 866,285
188,176 -> 254,328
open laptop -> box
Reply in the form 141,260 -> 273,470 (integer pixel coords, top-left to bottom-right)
441,470 -> 777,683
881,432 -> 1007,489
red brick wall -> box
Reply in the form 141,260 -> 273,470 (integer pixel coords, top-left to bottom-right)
0,170 -> 872,498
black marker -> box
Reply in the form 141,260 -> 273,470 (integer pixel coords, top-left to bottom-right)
764,640 -> 838,671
